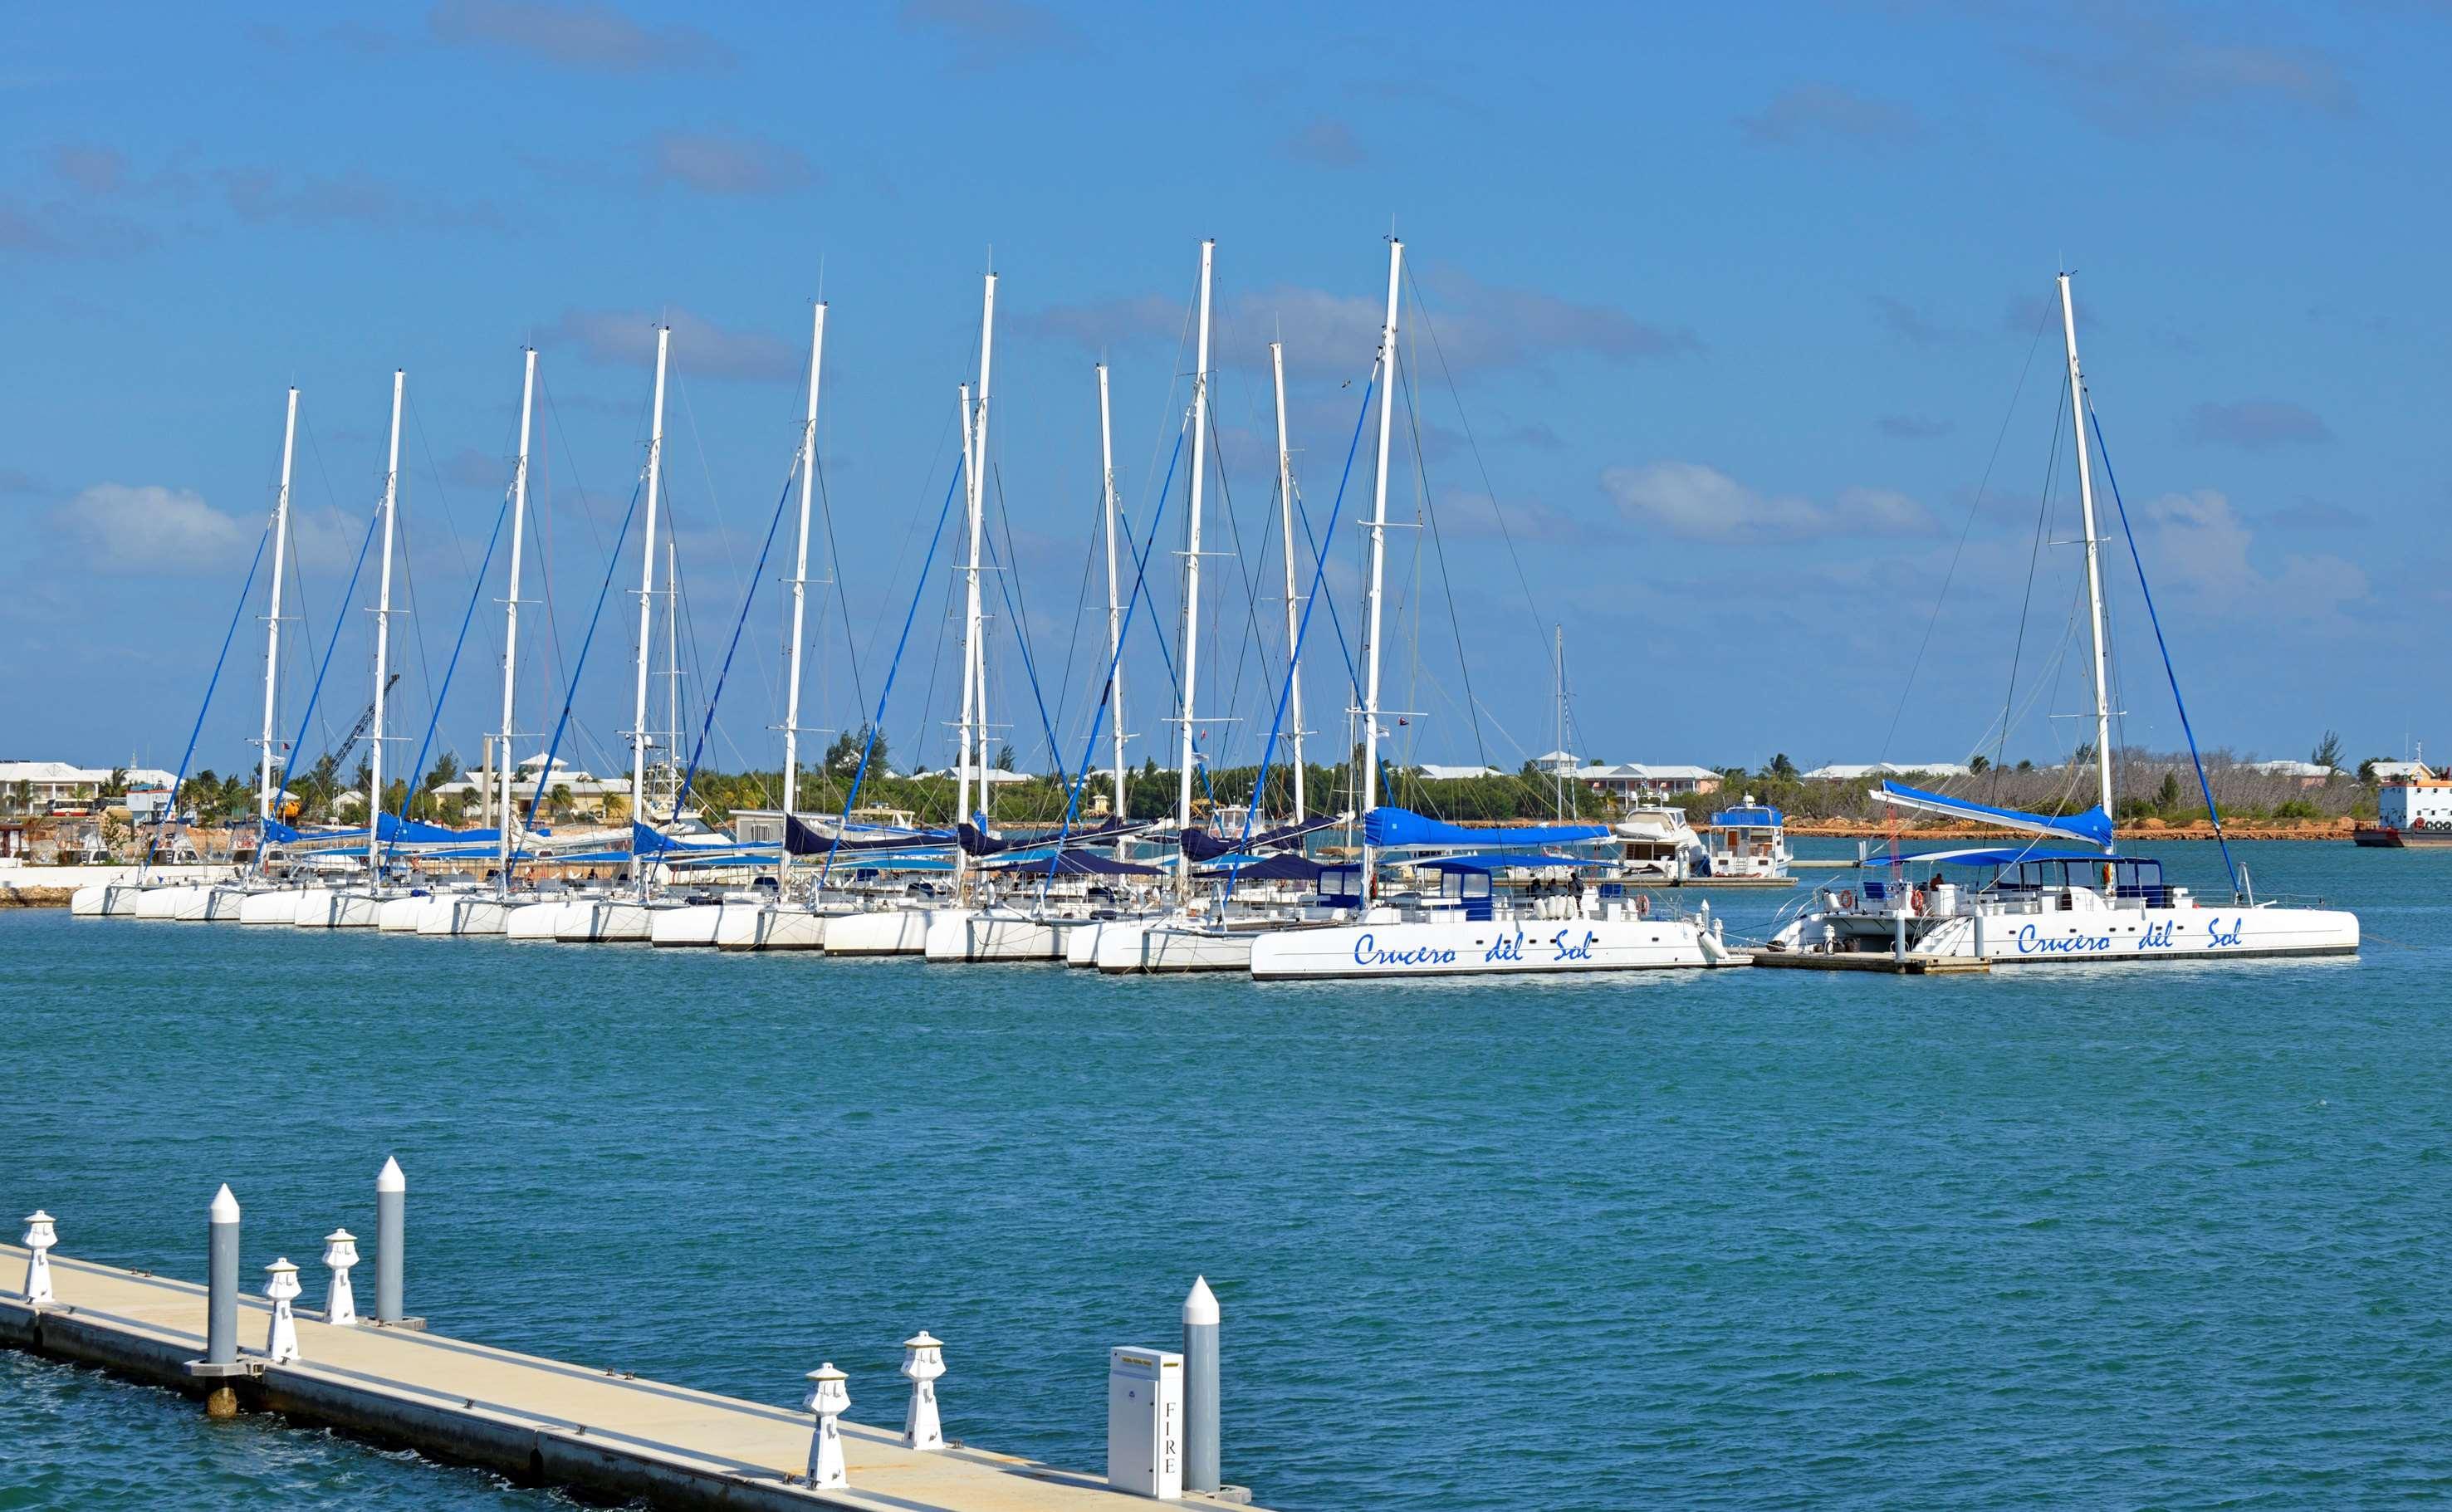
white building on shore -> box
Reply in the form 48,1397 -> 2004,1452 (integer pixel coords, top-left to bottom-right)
0,761 -> 181,815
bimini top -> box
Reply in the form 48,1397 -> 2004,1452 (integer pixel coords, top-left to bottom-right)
1418,852 -> 1588,873
1871,847 -> 2151,869
1364,806 -> 1608,849
1872,780 -> 2113,850
1711,805 -> 1784,828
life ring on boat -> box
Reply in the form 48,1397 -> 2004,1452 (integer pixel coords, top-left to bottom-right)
1634,893 -> 1651,918
1836,888 -> 1855,909
1911,887 -> 1928,913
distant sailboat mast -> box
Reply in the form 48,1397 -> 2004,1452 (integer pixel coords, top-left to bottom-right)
629,326 -> 671,892
1096,362 -> 1128,821
368,370 -> 404,884
956,271 -> 996,893
1270,340 -> 1305,825
2057,272 -> 2117,841
779,301 -> 825,894
1358,239 -> 1404,900
257,386 -> 298,828
496,348 -> 536,888
1175,238 -> 1216,898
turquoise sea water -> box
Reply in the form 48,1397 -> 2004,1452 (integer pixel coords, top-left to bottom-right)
6,839 -> 2450,1510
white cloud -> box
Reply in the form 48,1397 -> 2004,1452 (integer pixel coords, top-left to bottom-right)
50,484 -> 250,575
2141,488 -> 2366,623
1599,462 -> 1927,540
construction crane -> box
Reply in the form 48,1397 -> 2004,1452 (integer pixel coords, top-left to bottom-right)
326,673 -> 401,779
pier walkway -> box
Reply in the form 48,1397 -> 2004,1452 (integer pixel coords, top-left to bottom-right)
4,1243 -> 1259,1511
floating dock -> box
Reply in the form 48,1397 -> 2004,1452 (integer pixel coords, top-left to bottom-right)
1749,949 -> 1992,975
3,1242 -> 1261,1511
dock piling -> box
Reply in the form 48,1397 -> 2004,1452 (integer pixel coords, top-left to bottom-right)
1184,1276 -> 1220,1494
321,1229 -> 360,1326
374,1156 -> 404,1325
20,1211 -> 56,1305
263,1258 -> 301,1363
206,1184 -> 239,1365
901,1329 -> 947,1451
803,1362 -> 851,1489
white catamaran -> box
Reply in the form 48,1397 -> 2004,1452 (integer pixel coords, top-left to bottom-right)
1767,274 -> 2358,965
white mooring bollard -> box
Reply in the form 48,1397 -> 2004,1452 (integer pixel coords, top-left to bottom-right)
374,1157 -> 405,1325
803,1363 -> 850,1489
321,1229 -> 360,1327
900,1330 -> 947,1451
263,1258 -> 301,1363
1182,1277 -> 1220,1494
21,1211 -> 57,1305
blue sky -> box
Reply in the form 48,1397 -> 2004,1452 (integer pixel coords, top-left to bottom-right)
7,1 -> 2446,790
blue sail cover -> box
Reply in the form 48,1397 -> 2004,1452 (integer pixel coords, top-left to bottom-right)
1872,780 -> 2114,849
1363,806 -> 1608,849
631,823 -> 740,855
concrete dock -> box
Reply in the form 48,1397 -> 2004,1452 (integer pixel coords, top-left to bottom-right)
4,1242 -> 1261,1511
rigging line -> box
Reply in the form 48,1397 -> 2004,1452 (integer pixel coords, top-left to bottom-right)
521,477 -> 646,842
811,450 -> 867,721
380,494 -> 511,871
1052,480 -> 1104,754
269,500 -> 384,872
1881,296 -> 2057,766
1989,371 -> 2071,804
980,525 -> 1068,785
1291,375 -> 1381,708
669,462 -> 799,832
987,460 -> 1065,776
144,520 -> 272,875
2089,404 -> 2242,893
1402,259 -> 1555,687
820,465 -> 967,886
288,409 -> 344,763
1203,386 -> 1270,776
1397,345 -> 1491,771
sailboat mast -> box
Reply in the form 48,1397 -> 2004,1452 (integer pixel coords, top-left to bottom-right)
368,369 -> 404,882
956,382 -> 977,876
664,535 -> 678,820
497,348 -> 535,886
257,387 -> 297,825
781,301 -> 825,891
1097,363 -> 1128,822
630,326 -> 670,888
1271,340 -> 1305,825
1175,238 -> 1215,888
957,272 -> 996,888
2057,272 -> 2116,836
1359,239 -> 1403,897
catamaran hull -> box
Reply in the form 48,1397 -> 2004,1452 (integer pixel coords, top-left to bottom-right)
377,895 -> 432,932
418,895 -> 512,935
649,903 -> 725,947
1094,920 -> 1255,974
197,886 -> 257,921
556,899 -> 650,942
135,885 -> 202,921
714,904 -> 833,952
1065,919 -> 1104,966
824,908 -> 937,957
239,888 -> 303,925
1772,904 -> 2360,963
923,910 -> 1086,962
504,900 -> 569,941
293,887 -> 382,928
1249,917 -> 1731,981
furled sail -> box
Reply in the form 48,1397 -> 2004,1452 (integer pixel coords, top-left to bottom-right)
1871,780 -> 2113,849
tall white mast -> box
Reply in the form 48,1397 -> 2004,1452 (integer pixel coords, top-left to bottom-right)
780,302 -> 825,892
2058,272 -> 2116,839
954,270 -> 996,891
1175,238 -> 1216,893
1359,240 -> 1403,899
1270,340 -> 1305,825
1097,363 -> 1128,821
367,369 -> 404,883
496,348 -> 536,886
257,387 -> 298,825
629,326 -> 670,888
664,534 -> 679,818
1554,625 -> 1566,821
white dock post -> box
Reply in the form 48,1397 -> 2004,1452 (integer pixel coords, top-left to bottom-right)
803,1363 -> 850,1490
20,1211 -> 56,1305
1183,1278 -> 1220,1493
207,1185 -> 240,1366
263,1258 -> 301,1363
321,1229 -> 360,1326
900,1330 -> 947,1451
374,1157 -> 404,1324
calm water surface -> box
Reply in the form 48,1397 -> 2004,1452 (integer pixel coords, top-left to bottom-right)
5,840 -> 2449,1510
